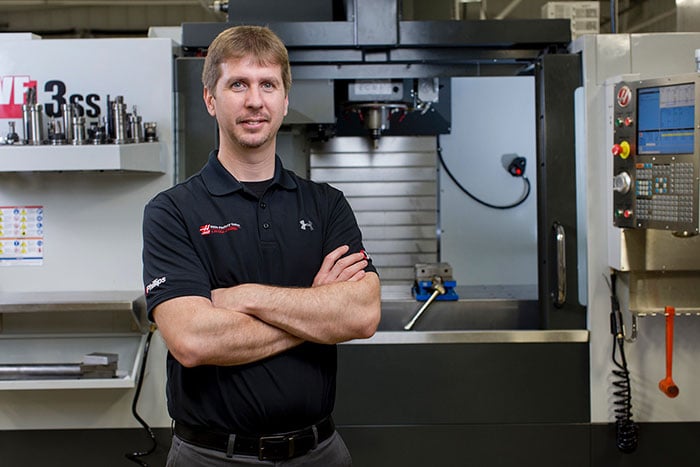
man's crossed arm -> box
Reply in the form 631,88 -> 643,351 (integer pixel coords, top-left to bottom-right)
152,245 -> 381,367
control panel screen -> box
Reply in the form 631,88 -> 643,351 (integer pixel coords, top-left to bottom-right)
613,74 -> 699,232
637,83 -> 695,155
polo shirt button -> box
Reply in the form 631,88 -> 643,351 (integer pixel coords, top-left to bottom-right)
260,202 -> 267,209
263,222 -> 270,229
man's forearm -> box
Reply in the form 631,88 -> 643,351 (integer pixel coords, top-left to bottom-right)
153,296 -> 303,367
212,272 -> 381,344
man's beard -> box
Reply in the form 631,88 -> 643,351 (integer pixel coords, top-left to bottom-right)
234,113 -> 275,148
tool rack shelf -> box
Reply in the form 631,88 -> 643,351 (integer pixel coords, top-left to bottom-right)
0,142 -> 164,173
0,291 -> 148,390
635,311 -> 700,317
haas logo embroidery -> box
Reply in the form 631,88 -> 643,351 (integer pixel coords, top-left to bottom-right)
299,219 -> 314,231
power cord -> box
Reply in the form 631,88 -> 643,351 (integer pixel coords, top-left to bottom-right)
437,137 -> 531,210
608,273 -> 639,453
125,324 -> 158,466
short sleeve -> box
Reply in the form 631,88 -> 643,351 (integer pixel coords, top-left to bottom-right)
142,194 -> 212,320
323,187 -> 377,275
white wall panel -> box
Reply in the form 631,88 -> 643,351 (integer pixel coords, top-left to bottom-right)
0,37 -> 174,429
439,76 -> 538,290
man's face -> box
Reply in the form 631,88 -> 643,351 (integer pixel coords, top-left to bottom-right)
204,55 -> 288,151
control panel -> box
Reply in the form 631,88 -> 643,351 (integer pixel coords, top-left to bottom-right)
612,73 -> 700,232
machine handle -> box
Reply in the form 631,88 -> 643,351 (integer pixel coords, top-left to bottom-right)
404,276 -> 445,331
403,289 -> 440,331
553,222 -> 566,307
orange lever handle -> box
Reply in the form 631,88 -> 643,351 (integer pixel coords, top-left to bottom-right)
665,309 -> 674,378
659,305 -> 679,398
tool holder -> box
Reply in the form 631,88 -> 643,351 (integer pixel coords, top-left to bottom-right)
621,309 -> 700,343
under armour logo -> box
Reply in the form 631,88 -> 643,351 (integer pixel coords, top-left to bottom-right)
299,219 -> 314,231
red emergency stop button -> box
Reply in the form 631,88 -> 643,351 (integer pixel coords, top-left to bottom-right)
612,141 -> 631,159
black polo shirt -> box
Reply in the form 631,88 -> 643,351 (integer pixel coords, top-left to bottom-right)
142,150 -> 375,435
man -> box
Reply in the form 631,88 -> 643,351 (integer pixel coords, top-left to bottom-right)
142,25 -> 381,466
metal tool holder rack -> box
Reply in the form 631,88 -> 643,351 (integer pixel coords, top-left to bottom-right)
636,309 -> 700,317
620,309 -> 700,344
0,143 -> 163,172
0,291 -> 149,390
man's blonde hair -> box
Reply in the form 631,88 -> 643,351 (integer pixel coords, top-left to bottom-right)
202,25 -> 292,96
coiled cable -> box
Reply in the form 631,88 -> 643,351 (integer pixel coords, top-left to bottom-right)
437,137 -> 531,210
125,324 -> 158,466
608,273 -> 639,453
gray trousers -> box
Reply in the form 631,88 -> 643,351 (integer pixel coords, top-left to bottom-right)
166,431 -> 353,467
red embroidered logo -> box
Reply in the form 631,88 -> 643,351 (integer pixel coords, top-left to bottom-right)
199,223 -> 240,236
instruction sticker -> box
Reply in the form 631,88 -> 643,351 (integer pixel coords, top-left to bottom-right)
0,205 -> 44,266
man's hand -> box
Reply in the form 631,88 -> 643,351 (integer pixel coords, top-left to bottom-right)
312,245 -> 368,287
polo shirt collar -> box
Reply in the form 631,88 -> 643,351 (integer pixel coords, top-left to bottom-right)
201,150 -> 298,196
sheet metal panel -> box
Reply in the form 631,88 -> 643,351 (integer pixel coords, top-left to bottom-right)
310,136 -> 438,284
347,196 -> 436,211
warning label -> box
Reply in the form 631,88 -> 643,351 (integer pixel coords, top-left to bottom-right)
0,205 -> 44,266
